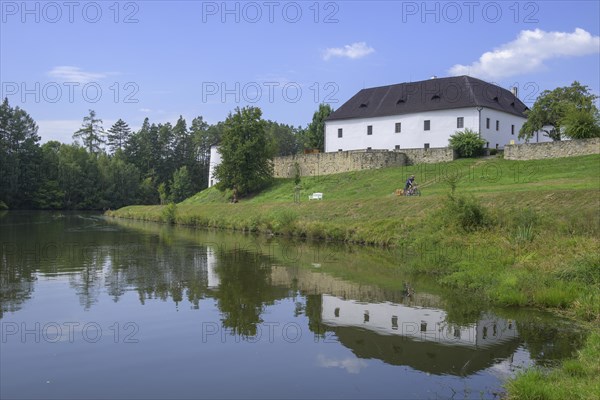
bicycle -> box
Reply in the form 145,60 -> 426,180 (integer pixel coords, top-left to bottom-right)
404,185 -> 421,196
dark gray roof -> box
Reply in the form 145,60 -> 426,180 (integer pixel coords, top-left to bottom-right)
327,76 -> 528,121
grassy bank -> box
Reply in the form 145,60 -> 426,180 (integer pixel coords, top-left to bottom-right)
107,154 -> 600,398
507,331 -> 600,399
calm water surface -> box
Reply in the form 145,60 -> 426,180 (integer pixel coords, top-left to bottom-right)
0,211 -> 585,399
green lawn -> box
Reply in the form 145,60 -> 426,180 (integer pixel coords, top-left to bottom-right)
182,155 -> 600,204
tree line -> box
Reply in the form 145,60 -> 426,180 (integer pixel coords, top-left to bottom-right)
5,81 -> 593,209
0,98 -> 333,210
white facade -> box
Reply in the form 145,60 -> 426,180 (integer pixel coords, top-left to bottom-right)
208,145 -> 221,187
325,106 -> 551,153
478,108 -> 552,149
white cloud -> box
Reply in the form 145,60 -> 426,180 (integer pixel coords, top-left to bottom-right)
317,354 -> 368,374
323,42 -> 375,61
47,66 -> 110,84
449,28 -> 600,79
139,108 -> 152,113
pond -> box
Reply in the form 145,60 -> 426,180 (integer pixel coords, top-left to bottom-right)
0,211 -> 585,399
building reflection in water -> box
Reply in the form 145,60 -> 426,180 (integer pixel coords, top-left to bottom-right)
321,295 -> 517,348
270,264 -> 522,376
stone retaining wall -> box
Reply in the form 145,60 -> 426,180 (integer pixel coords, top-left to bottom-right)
504,138 -> 600,160
397,148 -> 457,165
273,148 -> 456,178
273,150 -> 406,178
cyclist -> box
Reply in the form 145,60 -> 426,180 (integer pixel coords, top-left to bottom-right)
404,175 -> 416,194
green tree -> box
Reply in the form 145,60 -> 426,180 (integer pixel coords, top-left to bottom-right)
190,116 -> 215,190
106,118 -> 132,153
157,182 -> 169,205
172,115 -> 206,194
172,116 -> 190,166
156,122 -> 175,184
0,98 -> 41,208
214,107 -> 273,202
73,110 -> 105,153
57,144 -> 95,208
97,153 -> 141,209
138,176 -> 158,205
265,120 -> 302,156
560,106 -> 600,139
304,103 -> 333,152
34,141 -> 64,209
448,128 -> 486,158
519,81 -> 599,141
170,166 -> 193,203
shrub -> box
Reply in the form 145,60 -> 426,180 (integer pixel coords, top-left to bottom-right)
293,162 -> 301,186
448,128 -> 486,158
511,208 -> 539,229
507,208 -> 539,243
0,201 -> 8,210
445,193 -> 490,232
514,224 -> 536,243
161,202 -> 177,224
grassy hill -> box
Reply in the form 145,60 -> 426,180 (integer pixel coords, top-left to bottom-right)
107,154 -> 600,399
111,155 -> 599,245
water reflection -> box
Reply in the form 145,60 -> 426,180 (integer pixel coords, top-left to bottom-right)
0,212 -> 586,396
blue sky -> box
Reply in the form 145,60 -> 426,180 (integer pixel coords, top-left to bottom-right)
1,0 -> 599,143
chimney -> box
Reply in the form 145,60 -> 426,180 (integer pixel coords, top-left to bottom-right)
511,86 -> 518,98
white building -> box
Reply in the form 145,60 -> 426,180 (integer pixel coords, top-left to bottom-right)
325,75 -> 551,152
208,144 -> 222,187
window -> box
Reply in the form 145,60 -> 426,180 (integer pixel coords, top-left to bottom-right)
391,316 -> 398,330
395,145 -> 400,150
424,120 -> 430,131
395,122 -> 401,133
367,125 -> 373,135
337,128 -> 343,138
424,143 -> 430,150
338,149 -> 343,152
486,118 -> 490,129
334,308 -> 340,317
457,117 -> 464,129
496,120 -> 500,131
511,125 -> 515,135
364,311 -> 369,323
420,322 -> 427,332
